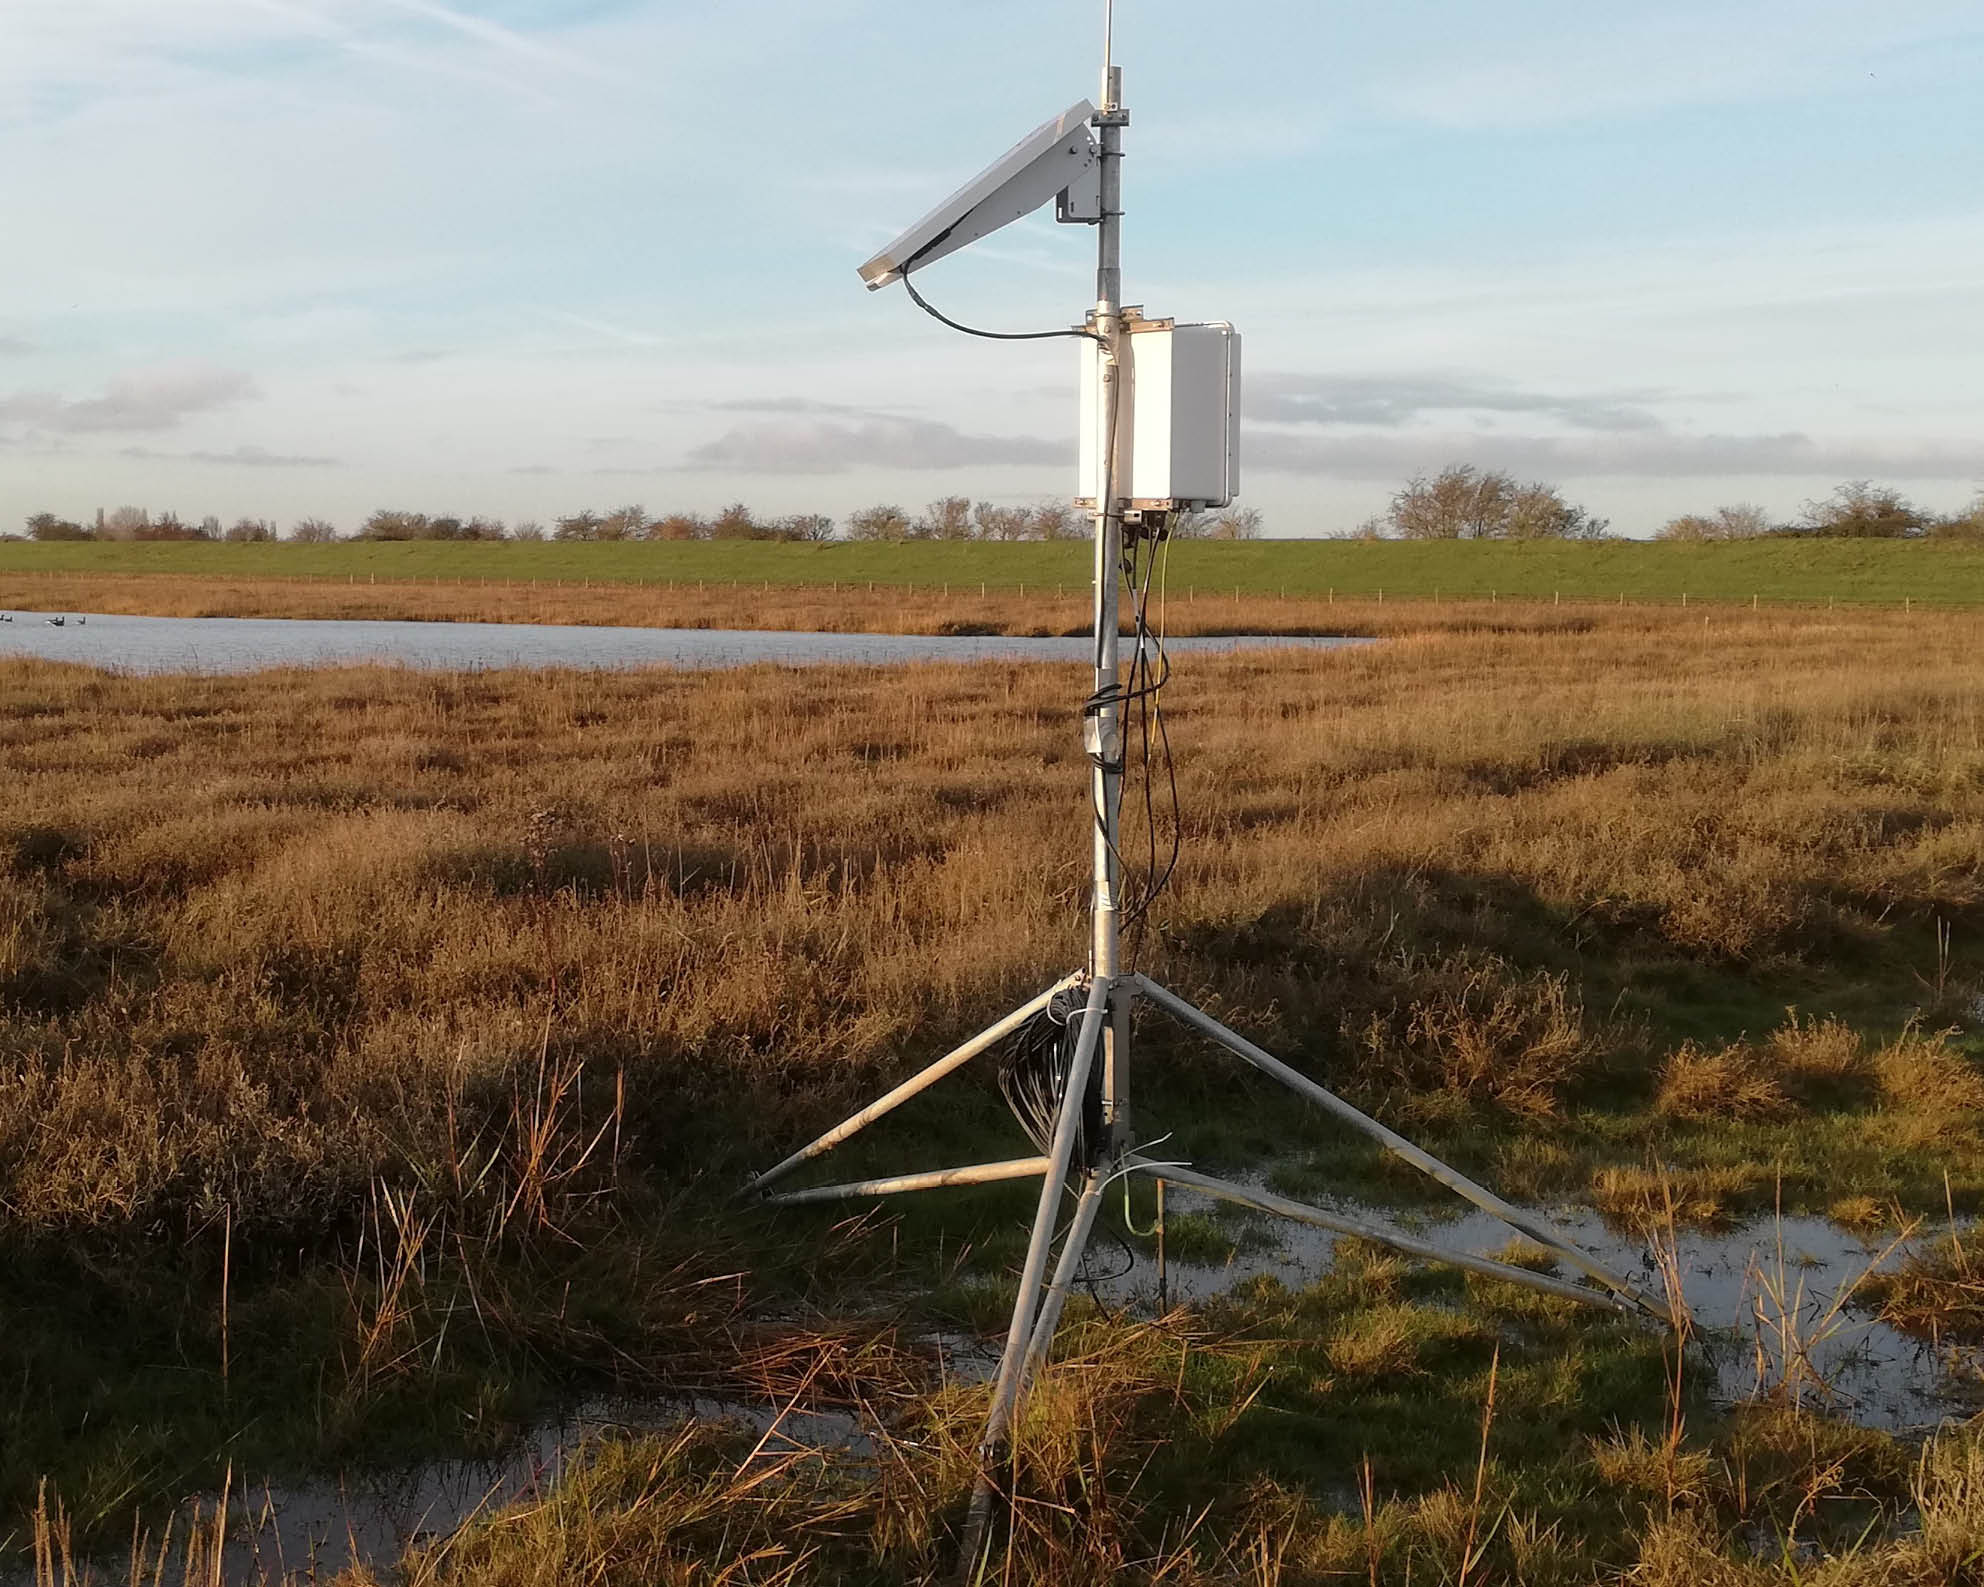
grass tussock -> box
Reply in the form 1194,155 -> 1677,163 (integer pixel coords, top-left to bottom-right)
1863,1229 -> 1984,1346
1657,1017 -> 1984,1127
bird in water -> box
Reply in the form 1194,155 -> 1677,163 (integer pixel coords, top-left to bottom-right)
45,615 -> 65,627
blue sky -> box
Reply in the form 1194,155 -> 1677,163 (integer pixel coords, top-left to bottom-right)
3,0 -> 1981,537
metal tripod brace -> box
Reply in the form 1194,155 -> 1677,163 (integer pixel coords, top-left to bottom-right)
745,66 -> 1680,1581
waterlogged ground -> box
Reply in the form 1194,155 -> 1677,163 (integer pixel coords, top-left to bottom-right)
4,1397 -> 868,1587
0,610 -> 1360,673
1102,1181 -> 1976,1431
19,1195 -> 1975,1587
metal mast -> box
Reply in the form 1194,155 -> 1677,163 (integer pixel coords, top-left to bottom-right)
1091,61 -> 1129,1153
750,7 -> 1681,1575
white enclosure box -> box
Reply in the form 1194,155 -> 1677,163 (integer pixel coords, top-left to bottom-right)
1079,319 -> 1241,510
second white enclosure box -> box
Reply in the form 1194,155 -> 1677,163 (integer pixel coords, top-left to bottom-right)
1079,319 -> 1241,510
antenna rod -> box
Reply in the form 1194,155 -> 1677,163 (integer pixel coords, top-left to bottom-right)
1101,0 -> 1116,108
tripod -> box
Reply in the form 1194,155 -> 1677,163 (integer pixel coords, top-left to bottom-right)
747,61 -> 1675,1579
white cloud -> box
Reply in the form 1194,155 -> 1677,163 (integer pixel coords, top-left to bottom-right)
120,443 -> 342,468
683,414 -> 1067,474
1249,374 -> 1666,434
1246,427 -> 1984,482
0,366 -> 256,433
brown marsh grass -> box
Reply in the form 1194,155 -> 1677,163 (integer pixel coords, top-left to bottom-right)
8,601 -> 1984,1581
5,603 -> 1983,1242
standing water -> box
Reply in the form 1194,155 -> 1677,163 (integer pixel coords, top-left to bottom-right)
0,612 -> 1363,674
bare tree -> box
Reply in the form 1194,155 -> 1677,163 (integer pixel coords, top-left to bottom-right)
1798,481 -> 1928,538
510,520 -> 547,541
1933,494 -> 1984,540
554,509 -> 602,541
1207,505 -> 1263,540
289,517 -> 339,542
362,509 -> 429,540
709,502 -> 760,539
780,513 -> 836,542
1387,465 -> 1514,539
971,502 -> 1029,541
101,505 -> 150,540
913,496 -> 972,539
598,504 -> 649,540
1506,482 -> 1607,540
223,517 -> 275,542
1381,464 -> 1605,540
846,503 -> 912,541
1657,504 -> 1772,541
1027,502 -> 1082,540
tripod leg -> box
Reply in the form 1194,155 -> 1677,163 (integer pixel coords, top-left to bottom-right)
957,976 -> 1111,1580
761,1156 -> 1050,1205
744,974 -> 1081,1197
1022,1167 -> 1110,1377
1132,975 -> 1675,1323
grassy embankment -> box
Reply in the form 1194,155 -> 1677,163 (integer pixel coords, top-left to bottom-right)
5,537 -> 1984,634
7,603 -> 1984,1581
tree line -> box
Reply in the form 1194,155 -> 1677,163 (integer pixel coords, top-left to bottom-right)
1653,481 -> 1984,541
12,497 -> 1262,544
1360,467 -> 1984,542
14,473 -> 1982,544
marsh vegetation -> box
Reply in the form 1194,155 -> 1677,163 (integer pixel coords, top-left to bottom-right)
5,602 -> 1984,1581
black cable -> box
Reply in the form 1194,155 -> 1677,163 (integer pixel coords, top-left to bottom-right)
998,987 -> 1104,1163
1109,527 -> 1183,954
901,261 -> 1106,346
1133,532 -> 1183,934
1078,1217 -> 1137,1324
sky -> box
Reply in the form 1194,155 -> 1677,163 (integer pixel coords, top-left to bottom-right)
2,0 -> 1981,539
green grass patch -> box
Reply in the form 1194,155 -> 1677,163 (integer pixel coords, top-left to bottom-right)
9,536 -> 1984,605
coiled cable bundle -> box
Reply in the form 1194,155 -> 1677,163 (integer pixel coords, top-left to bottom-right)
998,984 -> 1106,1166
